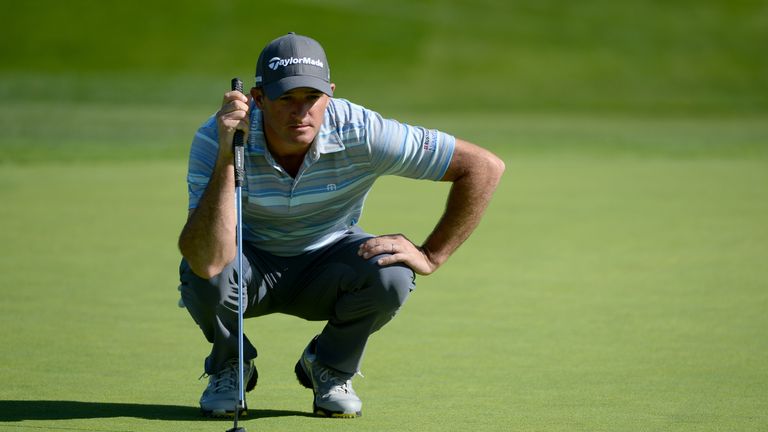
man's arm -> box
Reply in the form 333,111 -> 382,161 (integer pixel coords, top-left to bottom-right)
358,138 -> 505,275
178,89 -> 250,279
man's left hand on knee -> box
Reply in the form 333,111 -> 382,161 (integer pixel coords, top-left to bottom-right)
357,234 -> 439,276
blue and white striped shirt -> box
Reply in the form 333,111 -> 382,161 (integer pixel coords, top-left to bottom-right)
187,98 -> 456,256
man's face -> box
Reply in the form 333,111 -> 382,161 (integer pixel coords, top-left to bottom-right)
253,85 -> 335,150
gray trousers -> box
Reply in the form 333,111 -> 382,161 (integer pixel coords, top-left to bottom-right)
179,227 -> 415,377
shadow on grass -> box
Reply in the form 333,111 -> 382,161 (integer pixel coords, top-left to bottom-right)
0,400 -> 313,422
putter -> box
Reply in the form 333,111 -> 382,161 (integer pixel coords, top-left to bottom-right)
227,77 -> 247,432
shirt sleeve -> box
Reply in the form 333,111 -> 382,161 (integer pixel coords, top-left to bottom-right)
186,114 -> 219,210
365,109 -> 456,181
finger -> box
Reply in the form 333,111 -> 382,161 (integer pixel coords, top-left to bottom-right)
357,238 -> 378,254
373,234 -> 403,242
359,234 -> 403,249
233,118 -> 250,137
358,242 -> 380,258
219,92 -> 249,121
376,253 -> 406,266
377,250 -> 434,275
218,115 -> 249,134
223,90 -> 248,104
221,99 -> 250,116
358,237 -> 388,253
218,107 -> 250,137
359,242 -> 401,259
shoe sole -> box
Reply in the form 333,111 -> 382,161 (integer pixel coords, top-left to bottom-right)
200,366 -> 259,417
314,405 -> 362,418
294,360 -> 362,418
203,407 -> 248,418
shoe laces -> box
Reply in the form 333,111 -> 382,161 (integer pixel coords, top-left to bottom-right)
204,359 -> 240,393
318,367 -> 354,394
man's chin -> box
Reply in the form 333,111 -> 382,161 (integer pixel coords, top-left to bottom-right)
288,131 -> 317,147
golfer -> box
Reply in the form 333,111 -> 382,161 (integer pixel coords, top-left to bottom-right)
178,32 -> 504,418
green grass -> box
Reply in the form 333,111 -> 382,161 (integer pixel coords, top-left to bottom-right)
2,99 -> 766,163
1,0 -> 767,430
2,0 -> 767,114
1,142 -> 767,431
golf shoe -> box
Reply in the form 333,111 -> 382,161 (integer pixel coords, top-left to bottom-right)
200,358 -> 257,417
294,336 -> 362,418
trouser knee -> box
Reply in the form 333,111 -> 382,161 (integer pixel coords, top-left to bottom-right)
179,260 -> 218,307
178,259 -> 245,341
368,263 -> 415,314
179,259 -> 245,311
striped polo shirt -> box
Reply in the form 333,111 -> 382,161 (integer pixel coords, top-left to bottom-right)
187,97 -> 456,256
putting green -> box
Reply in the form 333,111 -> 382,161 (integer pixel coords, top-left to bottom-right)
1,144 -> 766,430
1,0 -> 766,429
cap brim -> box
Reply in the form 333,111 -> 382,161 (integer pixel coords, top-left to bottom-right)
263,76 -> 333,100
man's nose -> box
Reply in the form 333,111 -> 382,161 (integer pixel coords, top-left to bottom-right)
290,100 -> 312,118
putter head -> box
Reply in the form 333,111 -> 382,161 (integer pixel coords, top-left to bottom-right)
226,428 -> 246,432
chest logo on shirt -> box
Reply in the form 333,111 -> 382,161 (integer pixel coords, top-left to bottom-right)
326,183 -> 337,191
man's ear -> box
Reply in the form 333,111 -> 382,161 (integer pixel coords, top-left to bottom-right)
250,87 -> 264,109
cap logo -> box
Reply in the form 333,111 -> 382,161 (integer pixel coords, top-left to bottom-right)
268,56 -> 325,71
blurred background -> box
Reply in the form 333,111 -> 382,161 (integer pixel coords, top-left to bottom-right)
1,0 -> 766,161
1,1 -> 766,431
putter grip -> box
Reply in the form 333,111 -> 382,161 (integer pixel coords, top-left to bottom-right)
231,78 -> 246,186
